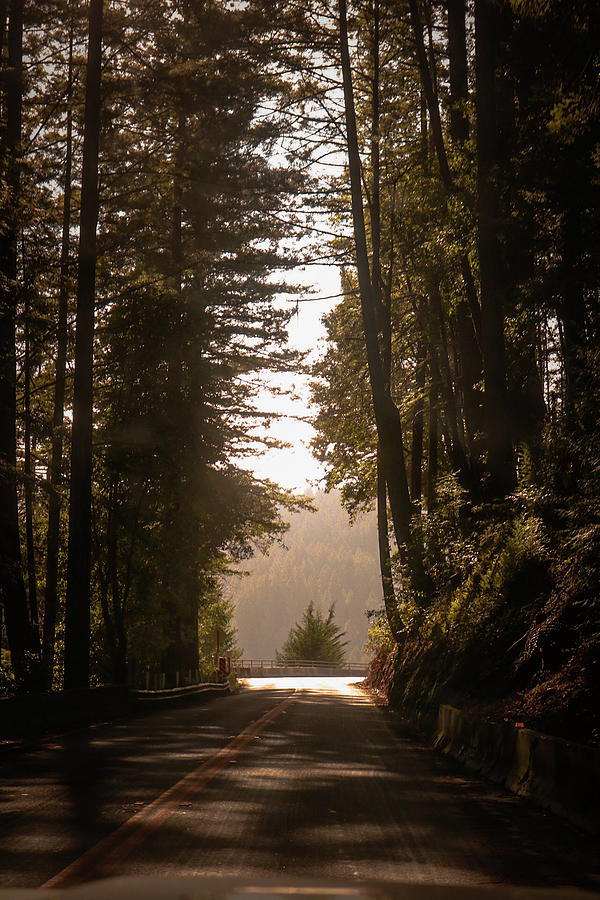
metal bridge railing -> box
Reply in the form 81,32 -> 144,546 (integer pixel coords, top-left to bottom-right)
234,659 -> 367,674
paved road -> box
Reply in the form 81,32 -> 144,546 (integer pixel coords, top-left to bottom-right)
0,677 -> 598,893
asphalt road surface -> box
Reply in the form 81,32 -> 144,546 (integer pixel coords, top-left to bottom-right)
0,677 -> 598,893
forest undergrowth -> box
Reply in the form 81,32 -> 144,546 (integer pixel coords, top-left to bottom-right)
366,438 -> 600,747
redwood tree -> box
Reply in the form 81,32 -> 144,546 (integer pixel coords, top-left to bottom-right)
0,0 -> 37,688
64,0 -> 103,689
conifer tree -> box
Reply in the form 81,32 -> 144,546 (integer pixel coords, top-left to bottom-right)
277,601 -> 347,665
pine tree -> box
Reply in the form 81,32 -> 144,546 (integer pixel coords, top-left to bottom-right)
277,600 -> 347,665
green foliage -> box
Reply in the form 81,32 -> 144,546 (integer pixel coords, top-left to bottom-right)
311,279 -> 377,517
442,511 -> 550,639
0,662 -> 15,697
364,611 -> 394,658
276,600 -> 347,665
198,588 -> 241,677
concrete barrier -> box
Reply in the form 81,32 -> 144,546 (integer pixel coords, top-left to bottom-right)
435,704 -> 600,834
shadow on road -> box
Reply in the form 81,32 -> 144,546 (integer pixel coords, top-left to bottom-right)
0,680 -> 598,893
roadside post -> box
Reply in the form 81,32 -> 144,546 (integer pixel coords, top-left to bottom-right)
213,628 -> 227,681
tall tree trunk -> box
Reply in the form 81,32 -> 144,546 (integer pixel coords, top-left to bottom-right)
377,452 -> 403,643
22,247 -> 40,651
0,0 -> 36,688
168,110 -> 200,685
495,7 -> 545,447
408,0 -> 482,348
107,478 -> 127,683
338,0 -> 430,603
411,355 -> 425,505
475,0 -> 515,495
371,0 -> 402,637
0,0 -> 7,137
408,0 -> 451,186
426,375 -> 439,513
64,0 -> 103,690
560,202 -> 586,411
370,0 -> 381,315
428,278 -> 479,497
454,300 -> 483,452
43,18 -> 73,689
419,89 -> 429,172
446,0 -> 469,144
446,0 -> 483,451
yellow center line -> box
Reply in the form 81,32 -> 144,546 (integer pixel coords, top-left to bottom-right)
42,691 -> 297,889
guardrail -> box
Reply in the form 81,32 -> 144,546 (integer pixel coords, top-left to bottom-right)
133,682 -> 230,703
127,667 -> 226,691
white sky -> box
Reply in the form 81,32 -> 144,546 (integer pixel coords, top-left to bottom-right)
241,78 -> 347,494
243,263 -> 341,493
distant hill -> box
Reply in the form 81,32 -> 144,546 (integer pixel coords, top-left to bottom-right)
230,491 -> 381,661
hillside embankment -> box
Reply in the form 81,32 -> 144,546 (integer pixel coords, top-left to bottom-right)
372,497 -> 599,745
365,497 -> 600,832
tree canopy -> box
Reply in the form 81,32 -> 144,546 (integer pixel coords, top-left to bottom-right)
303,0 -> 600,740
0,0 -> 309,692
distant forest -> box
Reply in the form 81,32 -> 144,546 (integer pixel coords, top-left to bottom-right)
232,492 -> 380,661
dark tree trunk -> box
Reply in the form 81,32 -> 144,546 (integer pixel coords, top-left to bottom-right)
43,20 -> 74,689
560,202 -> 586,412
0,0 -> 37,688
377,452 -> 403,643
430,280 -> 465,450
454,300 -> 483,452
370,0 -> 381,314
410,0 -> 483,352
338,0 -> 430,603
169,110 -> 201,685
22,255 -> 39,651
97,475 -> 145,686
426,281 -> 478,498
475,0 -> 515,495
420,90 -> 429,172
426,375 -> 439,513
411,356 -> 425,505
107,479 -> 127,683
495,7 -> 545,446
64,0 -> 103,689
446,0 -> 483,450
408,0 -> 451,186
446,0 -> 469,144
0,0 -> 7,142
371,1 -> 402,635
